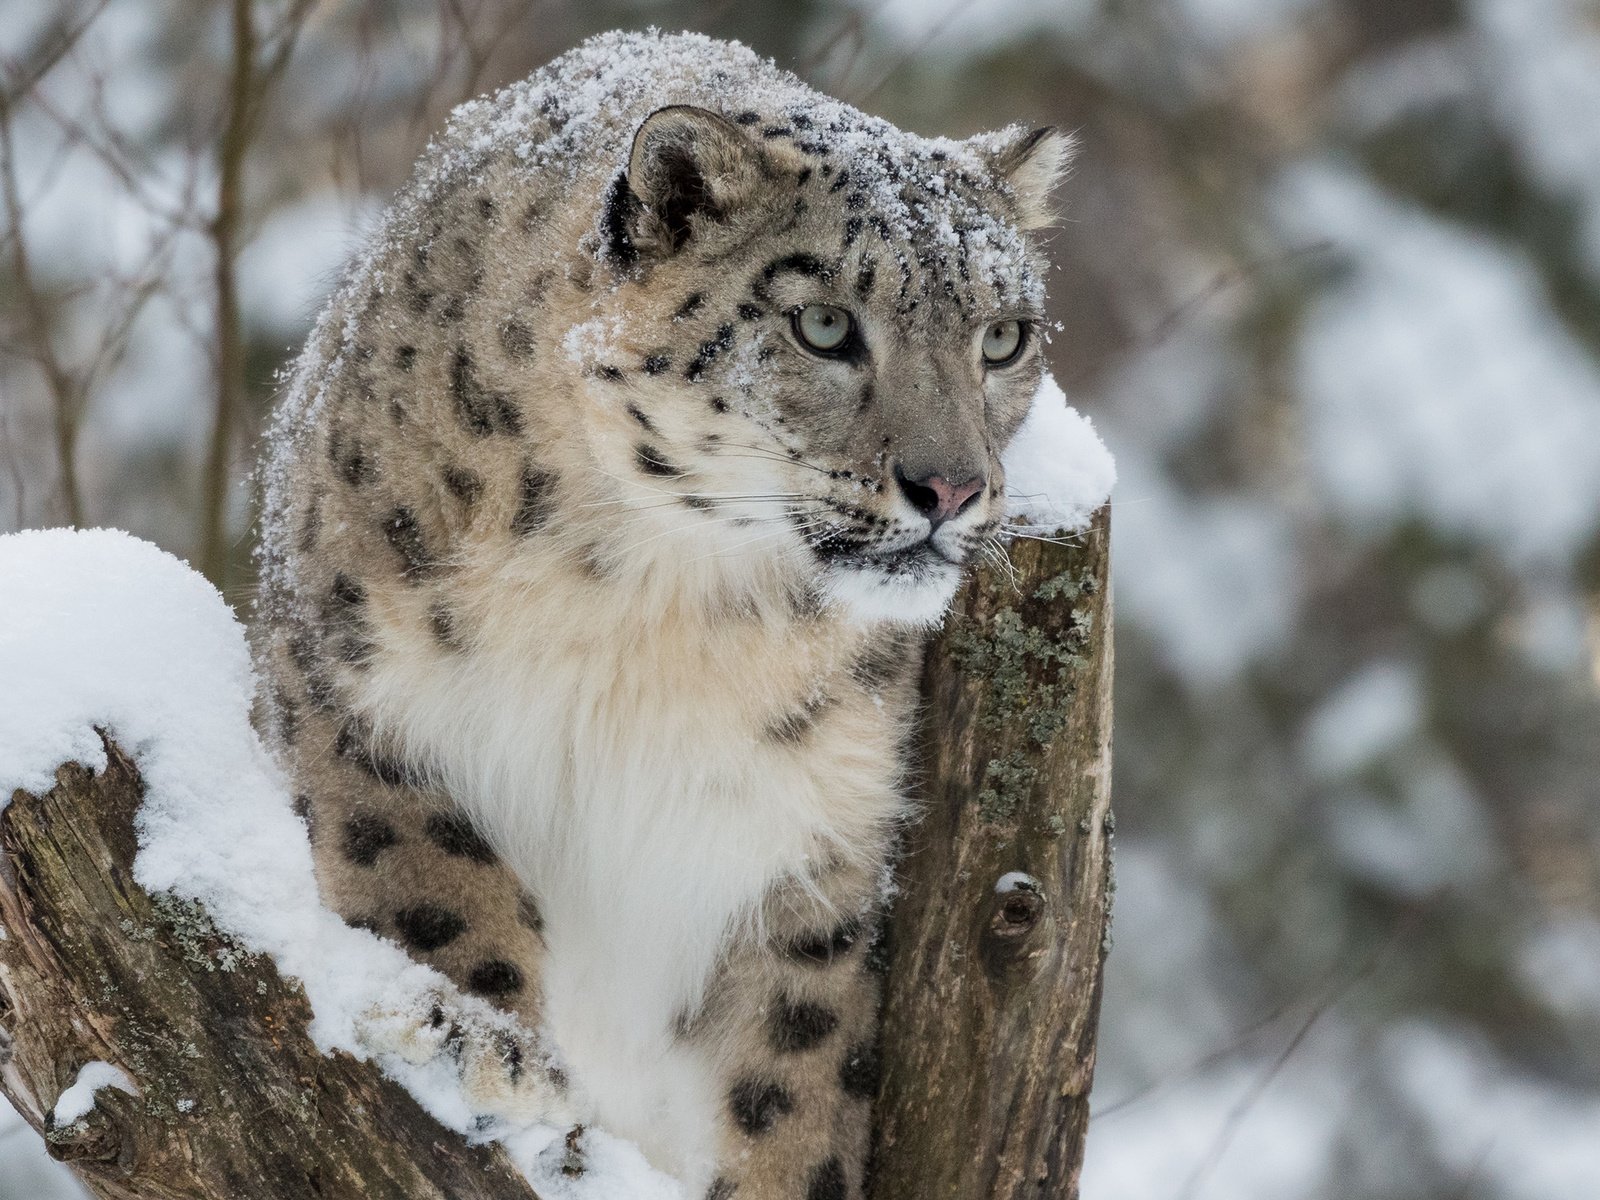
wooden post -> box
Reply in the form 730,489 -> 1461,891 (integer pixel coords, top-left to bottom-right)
873,506 -> 1114,1200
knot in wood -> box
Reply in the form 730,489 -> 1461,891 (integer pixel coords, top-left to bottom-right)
46,1109 -> 127,1166
980,873 -> 1050,981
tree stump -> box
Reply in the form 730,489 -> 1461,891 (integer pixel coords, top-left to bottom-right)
874,506 -> 1114,1200
0,738 -> 538,1200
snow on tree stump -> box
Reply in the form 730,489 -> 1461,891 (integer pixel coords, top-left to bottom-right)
0,738 -> 538,1200
0,507 -> 1112,1200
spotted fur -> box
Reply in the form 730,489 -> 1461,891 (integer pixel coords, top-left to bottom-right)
255,30 -> 1068,1198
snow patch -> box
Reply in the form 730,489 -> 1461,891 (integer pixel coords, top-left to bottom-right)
50,1062 -> 138,1127
1001,371 -> 1117,534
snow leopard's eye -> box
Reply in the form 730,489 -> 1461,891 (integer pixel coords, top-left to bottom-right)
793,304 -> 854,354
981,319 -> 1026,366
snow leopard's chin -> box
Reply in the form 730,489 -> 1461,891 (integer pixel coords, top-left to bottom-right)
819,548 -> 963,628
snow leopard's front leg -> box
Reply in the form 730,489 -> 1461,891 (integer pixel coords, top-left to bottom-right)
684,864 -> 889,1200
263,639 -> 576,1134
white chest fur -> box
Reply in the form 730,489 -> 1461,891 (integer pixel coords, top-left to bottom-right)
358,552 -> 907,1182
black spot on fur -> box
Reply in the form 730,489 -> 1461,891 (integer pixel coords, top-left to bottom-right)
395,345 -> 417,371
683,494 -> 713,511
292,792 -> 313,832
597,365 -> 624,382
335,722 -> 417,788
275,688 -> 300,747
736,303 -> 764,320
796,166 -> 813,186
478,195 -> 497,221
403,270 -> 433,314
643,354 -> 671,375
705,1178 -> 737,1200
770,999 -> 840,1053
761,125 -> 793,138
844,190 -> 867,211
443,465 -> 483,506
298,500 -> 322,553
424,602 -> 459,650
806,1159 -> 847,1200
341,814 -> 398,867
329,572 -> 365,610
496,1030 -> 523,1084
851,636 -> 908,690
855,259 -> 877,299
467,960 -> 524,998
767,695 -> 832,745
674,291 -> 706,320
600,171 -> 641,268
424,811 -> 497,864
789,918 -> 861,965
394,903 -> 468,952
635,443 -> 682,478
382,507 -> 433,579
685,324 -> 735,380
331,429 -> 378,487
512,463 -> 557,535
755,254 -> 831,302
709,396 -> 730,415
626,404 -> 657,433
839,1042 -> 881,1101
450,346 -> 522,436
829,170 -> 851,193
517,893 -> 544,934
734,110 -> 761,125
728,1079 -> 794,1136
500,318 -> 536,359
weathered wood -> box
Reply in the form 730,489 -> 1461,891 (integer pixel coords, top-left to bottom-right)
0,736 -> 539,1200
873,506 -> 1114,1200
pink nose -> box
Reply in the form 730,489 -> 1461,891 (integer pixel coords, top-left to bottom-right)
894,469 -> 985,525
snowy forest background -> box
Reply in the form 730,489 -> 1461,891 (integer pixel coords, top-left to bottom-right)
3,0 -> 1599,1197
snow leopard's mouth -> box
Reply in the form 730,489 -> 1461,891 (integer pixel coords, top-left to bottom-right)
810,533 -> 964,574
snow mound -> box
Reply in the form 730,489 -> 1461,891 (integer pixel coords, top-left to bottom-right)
1001,371 -> 1117,534
0,528 -> 680,1199
50,1062 -> 138,1127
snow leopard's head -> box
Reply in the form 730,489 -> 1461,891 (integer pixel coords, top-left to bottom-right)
579,102 -> 1072,625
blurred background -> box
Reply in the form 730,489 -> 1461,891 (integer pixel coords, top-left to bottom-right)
3,1 -> 1599,1197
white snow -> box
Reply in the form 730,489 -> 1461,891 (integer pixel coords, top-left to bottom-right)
994,870 -> 1042,894
1001,371 -> 1117,534
50,1062 -> 138,1128
0,528 -> 674,1197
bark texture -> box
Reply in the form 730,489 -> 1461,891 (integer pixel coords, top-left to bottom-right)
0,739 -> 538,1200
0,509 -> 1112,1199
873,506 -> 1114,1200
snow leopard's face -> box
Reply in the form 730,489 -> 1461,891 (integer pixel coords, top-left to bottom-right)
584,106 -> 1069,625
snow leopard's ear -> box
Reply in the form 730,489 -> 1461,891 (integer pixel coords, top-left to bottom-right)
611,105 -> 768,261
986,125 -> 1077,231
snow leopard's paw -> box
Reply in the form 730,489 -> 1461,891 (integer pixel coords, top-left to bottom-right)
356,989 -> 584,1137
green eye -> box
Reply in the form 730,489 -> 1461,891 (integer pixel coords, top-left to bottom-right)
982,319 -> 1025,365
794,304 -> 853,353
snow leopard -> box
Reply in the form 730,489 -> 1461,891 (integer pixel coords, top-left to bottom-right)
254,28 -> 1070,1199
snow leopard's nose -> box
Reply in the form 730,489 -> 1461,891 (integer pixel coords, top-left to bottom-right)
894,468 -> 985,526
